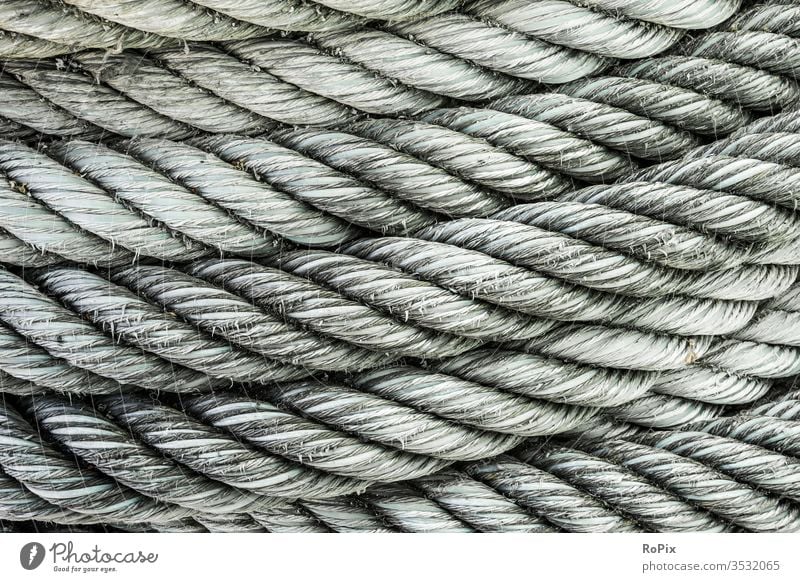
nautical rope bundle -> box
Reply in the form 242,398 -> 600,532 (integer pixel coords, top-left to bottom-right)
1,2 -> 795,148
0,0 -> 739,60
4,386 -> 800,532
1,0 -> 800,534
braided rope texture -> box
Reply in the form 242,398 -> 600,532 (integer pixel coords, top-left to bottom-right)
3,0 -> 800,533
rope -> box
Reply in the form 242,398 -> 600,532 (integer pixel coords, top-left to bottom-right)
2,0 -> 800,534
1,5 -> 792,150
0,267 -> 797,498
2,106 -> 800,422
0,0 -> 734,59
248,391 -> 800,532
1,255 -> 795,389
12,388 -> 800,532
3,125 -> 800,272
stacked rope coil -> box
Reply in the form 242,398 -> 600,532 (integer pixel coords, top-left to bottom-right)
3,1 -> 796,164
0,0 -> 738,60
1,0 -> 800,533
1,113 -> 800,432
4,388 -> 800,532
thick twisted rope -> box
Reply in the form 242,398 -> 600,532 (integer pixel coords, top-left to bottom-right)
4,128 -> 800,282
0,256 -> 787,388
259,390 -> 800,532
1,262 -> 798,477
3,7 -> 790,148
0,61 -> 747,161
2,0 -> 800,536
6,385 -> 800,532
1,154 -> 799,417
0,270 -> 793,531
3,131 -> 792,374
2,5 -> 790,154
1,107 -> 799,440
0,0 -> 732,60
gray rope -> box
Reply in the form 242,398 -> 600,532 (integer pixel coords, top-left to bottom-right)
615,55 -> 800,112
462,0 -> 683,58
726,2 -> 800,36
570,0 -> 740,28
0,72 -> 105,141
2,144 -> 782,337
30,267 -> 314,384
560,181 -> 800,265
0,260 -> 775,405
516,442 -> 732,532
385,13 -> 608,84
465,455 -> 643,532
0,399 -> 193,525
268,124 -> 572,201
0,59 -> 661,177
488,93 -> 700,161
3,0 -> 800,535
406,468 -> 557,533
0,267 -> 222,393
0,466 -> 107,526
108,390 -> 800,533
308,28 -> 533,102
219,39 -> 447,118
182,391 -> 454,483
554,438 -> 800,532
98,393 -> 367,499
1,60 -> 196,140
0,245 -> 795,431
556,76 -> 752,137
5,132 -> 799,311
297,393 -> 800,532
5,113 -> 800,431
406,219 -> 796,300
604,394 -> 726,428
5,22 -> 789,148
0,323 -> 124,395
0,0 -> 722,60
628,155 -> 800,214
0,4 -> 792,163
359,483 -> 476,532
685,31 -> 800,79
177,260 -> 479,359
250,506 -> 332,533
0,0 -> 459,53
4,378 -> 800,531
52,0 -> 275,40
0,0 -> 176,58
21,394 -> 284,515
493,201 -> 753,271
295,498 -> 395,533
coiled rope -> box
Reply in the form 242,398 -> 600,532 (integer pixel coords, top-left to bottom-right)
2,0 -> 800,534
2,2 -> 795,158
0,0 -> 737,61
4,387 -> 800,532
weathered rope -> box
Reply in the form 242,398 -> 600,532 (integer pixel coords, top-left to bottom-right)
0,0 -> 460,60
2,111 -> 800,427
0,0 -> 735,61
3,3 -> 794,159
2,0 -> 800,535
0,262 -> 800,477
5,387 -> 800,532
264,389 -> 800,532
0,60 -> 695,171
0,102 -> 799,463
4,125 -> 800,274
0,254 -> 794,389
